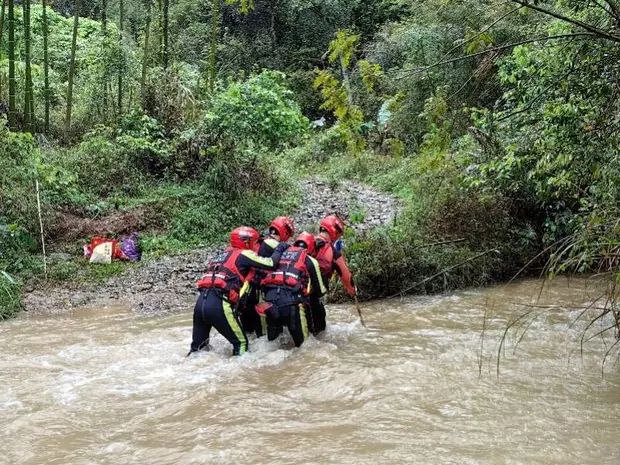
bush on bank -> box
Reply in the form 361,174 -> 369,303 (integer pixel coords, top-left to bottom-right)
1,70 -> 308,317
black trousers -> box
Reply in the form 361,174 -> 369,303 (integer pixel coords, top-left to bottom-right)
238,285 -> 266,338
265,302 -> 309,347
308,295 -> 326,335
190,291 -> 248,356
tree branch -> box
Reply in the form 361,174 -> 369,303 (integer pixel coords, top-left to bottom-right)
511,0 -> 620,43
440,5 -> 524,60
395,33 -> 598,78
602,0 -> 620,21
495,67 -> 575,122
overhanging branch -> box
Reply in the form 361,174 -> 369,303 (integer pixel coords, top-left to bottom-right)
511,0 -> 620,43
395,32 -> 598,78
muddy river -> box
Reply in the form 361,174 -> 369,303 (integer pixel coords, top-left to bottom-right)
1,278 -> 619,464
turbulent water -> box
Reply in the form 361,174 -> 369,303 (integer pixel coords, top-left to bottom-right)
1,278 -> 619,465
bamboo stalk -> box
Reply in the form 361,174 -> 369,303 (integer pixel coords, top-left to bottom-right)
207,0 -> 220,91
0,0 -> 6,100
8,0 -> 16,128
65,0 -> 80,136
140,1 -> 152,106
42,0 -> 50,131
162,0 -> 169,68
118,0 -> 124,114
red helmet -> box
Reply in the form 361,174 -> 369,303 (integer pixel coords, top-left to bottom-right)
230,226 -> 260,250
319,215 -> 345,242
294,232 -> 316,255
269,216 -> 295,241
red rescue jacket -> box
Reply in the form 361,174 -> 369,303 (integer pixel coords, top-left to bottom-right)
314,235 -> 356,297
197,248 -> 244,303
314,238 -> 334,279
260,247 -> 309,294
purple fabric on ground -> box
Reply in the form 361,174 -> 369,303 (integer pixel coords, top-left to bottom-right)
121,233 -> 141,262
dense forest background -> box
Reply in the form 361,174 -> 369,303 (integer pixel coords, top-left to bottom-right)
1,0 -> 619,333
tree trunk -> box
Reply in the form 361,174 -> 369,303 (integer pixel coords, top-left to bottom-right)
101,0 -> 108,120
101,0 -> 107,31
270,0 -> 276,50
0,0 -> 5,42
23,0 -> 34,132
118,0 -> 124,114
340,56 -> 352,104
140,1 -> 152,106
162,0 -> 169,68
156,0 -> 162,64
65,0 -> 80,136
207,0 -> 221,91
42,0 -> 50,132
7,0 -> 16,129
0,0 -> 7,100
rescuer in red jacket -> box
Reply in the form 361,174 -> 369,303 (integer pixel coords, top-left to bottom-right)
238,216 -> 295,337
188,226 -> 289,356
259,232 -> 326,347
310,215 -> 356,335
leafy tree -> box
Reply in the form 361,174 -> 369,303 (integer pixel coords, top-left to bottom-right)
202,69 -> 308,150
314,30 -> 384,153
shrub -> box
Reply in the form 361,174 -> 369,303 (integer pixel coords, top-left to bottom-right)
0,122 -> 39,230
0,271 -> 22,320
202,70 -> 309,151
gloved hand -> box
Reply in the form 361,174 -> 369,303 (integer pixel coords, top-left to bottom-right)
334,238 -> 345,253
275,242 -> 290,253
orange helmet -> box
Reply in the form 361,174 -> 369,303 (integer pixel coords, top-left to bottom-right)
319,215 -> 345,242
269,216 -> 295,242
230,226 -> 260,250
294,232 -> 316,255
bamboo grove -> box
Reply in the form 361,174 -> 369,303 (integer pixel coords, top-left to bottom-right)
0,0 -> 182,140
0,0 -> 259,138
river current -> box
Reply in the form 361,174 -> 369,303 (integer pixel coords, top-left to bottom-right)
1,277 -> 619,464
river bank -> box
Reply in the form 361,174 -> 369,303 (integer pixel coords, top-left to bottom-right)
22,178 -> 399,315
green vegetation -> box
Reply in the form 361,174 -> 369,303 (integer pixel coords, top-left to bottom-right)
1,0 -> 619,337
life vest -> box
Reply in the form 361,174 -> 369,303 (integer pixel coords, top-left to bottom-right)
196,248 -> 244,303
260,247 -> 309,294
314,238 -> 335,279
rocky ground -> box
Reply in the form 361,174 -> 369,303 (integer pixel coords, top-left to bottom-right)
23,178 -> 399,315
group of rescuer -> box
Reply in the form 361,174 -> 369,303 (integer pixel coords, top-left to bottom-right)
187,215 -> 356,356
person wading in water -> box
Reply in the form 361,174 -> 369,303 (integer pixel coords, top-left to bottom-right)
258,232 -> 326,347
188,226 -> 289,356
310,215 -> 356,335
238,216 -> 295,338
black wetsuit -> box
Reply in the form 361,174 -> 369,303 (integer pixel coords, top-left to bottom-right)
262,253 -> 326,347
238,236 -> 280,338
190,245 -> 287,356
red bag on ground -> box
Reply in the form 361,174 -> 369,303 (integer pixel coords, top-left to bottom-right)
84,236 -> 129,263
